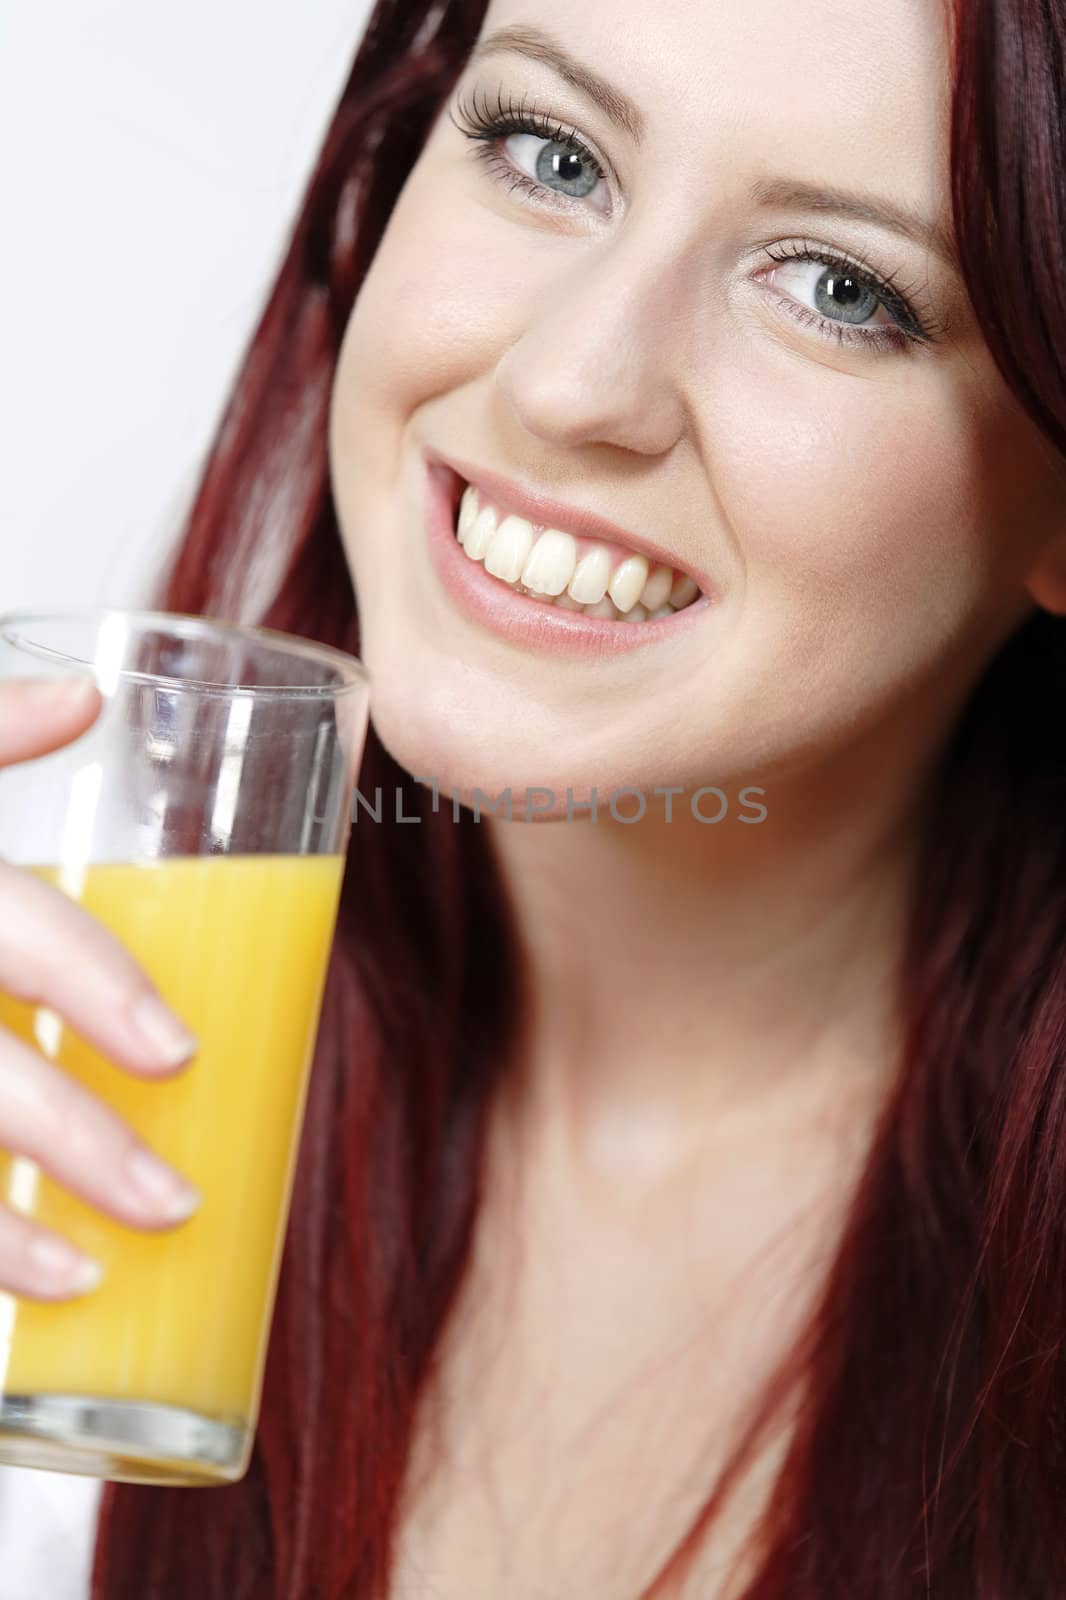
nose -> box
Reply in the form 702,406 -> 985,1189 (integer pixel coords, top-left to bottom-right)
493,232 -> 689,458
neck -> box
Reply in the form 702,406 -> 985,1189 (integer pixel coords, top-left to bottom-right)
483,733 -> 939,1177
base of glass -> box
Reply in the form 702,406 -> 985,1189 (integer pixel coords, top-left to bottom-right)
0,1392 -> 250,1484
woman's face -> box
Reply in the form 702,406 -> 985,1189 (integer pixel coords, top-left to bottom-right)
329,0 -> 1066,811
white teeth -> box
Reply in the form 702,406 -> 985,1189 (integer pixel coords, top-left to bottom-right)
607,555 -> 649,615
639,563 -> 674,611
465,503 -> 496,561
521,529 -> 577,595
669,573 -> 700,609
567,547 -> 611,604
452,481 -> 703,622
484,514 -> 534,583
584,596 -> 622,620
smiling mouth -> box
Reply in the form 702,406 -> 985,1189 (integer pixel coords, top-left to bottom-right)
445,473 -> 705,623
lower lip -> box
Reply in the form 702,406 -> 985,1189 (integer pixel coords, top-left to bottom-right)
422,457 -> 711,657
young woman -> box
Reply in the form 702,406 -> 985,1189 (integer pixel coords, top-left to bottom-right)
1,0 -> 1065,1593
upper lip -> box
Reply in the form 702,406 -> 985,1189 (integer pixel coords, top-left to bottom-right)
428,450 -> 709,593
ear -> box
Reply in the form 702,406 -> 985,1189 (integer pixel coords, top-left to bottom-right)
1025,526 -> 1066,616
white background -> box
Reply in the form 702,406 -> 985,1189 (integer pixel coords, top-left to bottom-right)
1,0 -> 374,614
0,4 -> 374,1594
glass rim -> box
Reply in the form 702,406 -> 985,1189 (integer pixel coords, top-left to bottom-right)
0,609 -> 370,700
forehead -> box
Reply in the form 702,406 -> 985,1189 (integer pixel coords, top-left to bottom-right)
476,0 -> 953,210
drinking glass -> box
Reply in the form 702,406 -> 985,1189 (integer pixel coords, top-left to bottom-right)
0,610 -> 369,1484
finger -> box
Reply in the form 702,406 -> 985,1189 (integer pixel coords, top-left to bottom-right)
0,860 -> 198,1076
0,1025 -> 201,1231
0,676 -> 102,766
0,1203 -> 104,1301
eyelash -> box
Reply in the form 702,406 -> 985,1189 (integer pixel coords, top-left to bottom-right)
449,86 -> 937,353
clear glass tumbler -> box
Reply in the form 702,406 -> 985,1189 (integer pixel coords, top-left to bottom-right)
0,610 -> 369,1484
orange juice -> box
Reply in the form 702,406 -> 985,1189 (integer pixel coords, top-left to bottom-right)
0,853 -> 344,1482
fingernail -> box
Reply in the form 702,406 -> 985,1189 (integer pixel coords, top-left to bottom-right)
129,993 -> 198,1066
124,1148 -> 201,1221
23,675 -> 98,710
28,1234 -> 104,1293
69,1258 -> 105,1294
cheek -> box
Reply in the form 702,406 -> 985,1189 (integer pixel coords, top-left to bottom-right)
665,351 -> 1045,773
328,156 -> 534,606
702,355 -> 1023,661
331,162 -> 526,435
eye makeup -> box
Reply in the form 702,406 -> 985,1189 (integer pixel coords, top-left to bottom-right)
450,81 -> 943,354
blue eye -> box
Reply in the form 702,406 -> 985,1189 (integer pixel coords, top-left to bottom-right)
761,240 -> 933,349
503,132 -> 602,200
450,86 -> 609,212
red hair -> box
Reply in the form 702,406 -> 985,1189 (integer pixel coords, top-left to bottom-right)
90,0 -> 1066,1593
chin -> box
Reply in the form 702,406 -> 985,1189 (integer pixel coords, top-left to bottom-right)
367,688 -> 704,825
367,684 -> 564,813
354,585 -> 740,818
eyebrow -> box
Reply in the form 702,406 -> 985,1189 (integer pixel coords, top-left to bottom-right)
469,24 -> 646,142
468,24 -> 959,273
749,177 -> 959,274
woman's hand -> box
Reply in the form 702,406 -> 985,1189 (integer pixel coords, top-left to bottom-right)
0,676 -> 201,1301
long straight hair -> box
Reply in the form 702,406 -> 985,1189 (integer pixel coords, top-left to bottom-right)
90,0 -> 1066,1594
